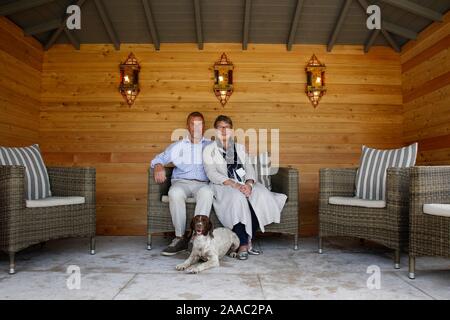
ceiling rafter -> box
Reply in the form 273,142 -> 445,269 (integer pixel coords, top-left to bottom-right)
364,29 -> 380,52
93,0 -> 120,50
287,0 -> 304,51
380,0 -> 443,22
0,0 -> 57,16
242,0 -> 252,50
45,0 -> 87,51
142,0 -> 160,51
24,19 -> 62,36
193,0 -> 203,50
327,0 -> 353,52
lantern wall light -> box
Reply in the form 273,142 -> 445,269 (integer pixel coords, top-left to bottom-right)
213,53 -> 234,107
119,53 -> 141,106
305,54 -> 326,108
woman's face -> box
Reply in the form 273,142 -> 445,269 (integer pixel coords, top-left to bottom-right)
215,121 -> 233,143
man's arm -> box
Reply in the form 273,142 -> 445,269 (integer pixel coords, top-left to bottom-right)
151,142 -> 177,184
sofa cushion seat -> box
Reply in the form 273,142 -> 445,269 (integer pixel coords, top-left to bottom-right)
161,195 -> 196,204
26,196 -> 85,208
423,204 -> 450,218
329,196 -> 386,208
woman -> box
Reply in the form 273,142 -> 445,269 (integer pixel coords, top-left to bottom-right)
203,115 -> 287,260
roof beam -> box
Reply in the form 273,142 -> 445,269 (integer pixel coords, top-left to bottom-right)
0,0 -> 57,16
142,0 -> 160,51
327,0 -> 353,52
93,0 -> 120,50
380,0 -> 443,22
64,28 -> 80,50
242,0 -> 252,50
383,21 -> 417,40
44,0 -> 87,51
193,0 -> 203,50
287,0 -> 304,51
381,29 -> 400,52
24,19 -> 62,36
364,29 -> 380,53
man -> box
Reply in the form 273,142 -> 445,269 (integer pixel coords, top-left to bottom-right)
151,112 -> 214,256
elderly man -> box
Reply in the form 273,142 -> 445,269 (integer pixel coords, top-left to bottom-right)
151,112 -> 214,256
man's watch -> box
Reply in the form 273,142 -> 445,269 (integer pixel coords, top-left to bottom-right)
246,181 -> 254,188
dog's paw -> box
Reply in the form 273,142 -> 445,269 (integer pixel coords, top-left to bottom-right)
229,252 -> 237,258
176,264 -> 188,271
186,267 -> 200,274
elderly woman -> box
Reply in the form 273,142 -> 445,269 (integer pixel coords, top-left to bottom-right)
203,115 -> 287,260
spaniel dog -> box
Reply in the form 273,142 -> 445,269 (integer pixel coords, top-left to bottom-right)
176,215 -> 240,274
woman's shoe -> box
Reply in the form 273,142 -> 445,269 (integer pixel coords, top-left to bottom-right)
248,247 -> 262,255
237,251 -> 249,260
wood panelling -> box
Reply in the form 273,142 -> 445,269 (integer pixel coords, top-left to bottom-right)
0,17 -> 42,147
40,43 -> 403,236
402,11 -> 450,165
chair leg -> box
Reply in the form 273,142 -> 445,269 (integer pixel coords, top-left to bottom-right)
147,233 -> 152,250
90,236 -> 96,255
9,252 -> 15,275
293,233 -> 299,250
408,256 -> 415,279
318,237 -> 323,254
394,249 -> 400,269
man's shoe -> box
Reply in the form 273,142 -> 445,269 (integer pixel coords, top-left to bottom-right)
161,237 -> 189,256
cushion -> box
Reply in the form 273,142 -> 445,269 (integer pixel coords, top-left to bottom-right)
355,143 -> 418,201
161,195 -> 196,204
26,196 -> 85,208
423,204 -> 450,218
250,152 -> 272,190
0,144 -> 52,200
329,196 -> 386,208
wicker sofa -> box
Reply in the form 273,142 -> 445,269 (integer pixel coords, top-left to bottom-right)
319,167 -> 410,268
0,166 -> 96,274
147,166 -> 299,250
408,166 -> 450,279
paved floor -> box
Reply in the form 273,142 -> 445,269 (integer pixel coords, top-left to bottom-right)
0,236 -> 449,300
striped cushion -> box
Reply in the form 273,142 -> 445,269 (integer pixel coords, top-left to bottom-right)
355,143 -> 418,200
250,152 -> 272,190
0,144 -> 52,200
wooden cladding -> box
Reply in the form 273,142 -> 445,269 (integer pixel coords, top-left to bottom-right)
0,17 -> 42,147
40,43 -> 403,236
402,12 -> 450,165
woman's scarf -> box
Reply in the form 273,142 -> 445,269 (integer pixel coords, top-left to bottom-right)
216,138 -> 244,183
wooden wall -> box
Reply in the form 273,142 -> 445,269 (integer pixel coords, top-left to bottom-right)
40,43 -> 403,236
402,12 -> 450,165
0,17 -> 43,147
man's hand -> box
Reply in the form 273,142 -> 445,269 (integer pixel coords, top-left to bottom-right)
154,164 -> 166,184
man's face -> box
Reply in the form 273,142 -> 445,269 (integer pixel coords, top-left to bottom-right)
187,116 -> 204,140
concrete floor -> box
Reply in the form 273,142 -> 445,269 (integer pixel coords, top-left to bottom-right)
0,236 -> 449,300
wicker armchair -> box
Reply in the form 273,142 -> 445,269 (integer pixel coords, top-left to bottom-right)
319,167 -> 410,268
0,166 -> 96,274
409,166 -> 450,279
147,167 -> 299,250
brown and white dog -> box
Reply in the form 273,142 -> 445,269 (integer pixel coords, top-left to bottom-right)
176,215 -> 240,274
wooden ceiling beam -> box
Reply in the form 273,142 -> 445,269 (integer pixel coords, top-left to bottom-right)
142,0 -> 160,51
242,0 -> 252,50
0,0 -> 57,16
381,0 -> 443,22
327,0 -> 353,52
93,0 -> 120,50
193,0 -> 203,50
287,0 -> 304,51
364,29 -> 380,53
24,19 -> 61,36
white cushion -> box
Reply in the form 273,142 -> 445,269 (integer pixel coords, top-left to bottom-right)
26,196 -> 85,208
423,204 -> 450,218
329,196 -> 386,208
161,195 -> 196,204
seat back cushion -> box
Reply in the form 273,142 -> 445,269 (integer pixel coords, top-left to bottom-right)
355,143 -> 418,200
0,144 -> 52,200
250,152 -> 272,190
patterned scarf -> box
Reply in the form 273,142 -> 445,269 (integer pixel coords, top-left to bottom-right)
216,138 -> 244,183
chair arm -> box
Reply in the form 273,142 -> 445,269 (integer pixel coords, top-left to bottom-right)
47,167 -> 96,204
410,166 -> 450,205
0,165 -> 26,211
271,167 -> 299,202
319,168 -> 357,201
148,167 -> 173,203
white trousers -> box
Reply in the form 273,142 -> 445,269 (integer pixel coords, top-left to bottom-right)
168,180 -> 214,237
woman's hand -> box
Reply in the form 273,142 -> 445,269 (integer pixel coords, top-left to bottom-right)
239,184 -> 252,198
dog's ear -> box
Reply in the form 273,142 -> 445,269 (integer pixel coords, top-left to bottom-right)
207,218 -> 214,238
187,217 -> 196,239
